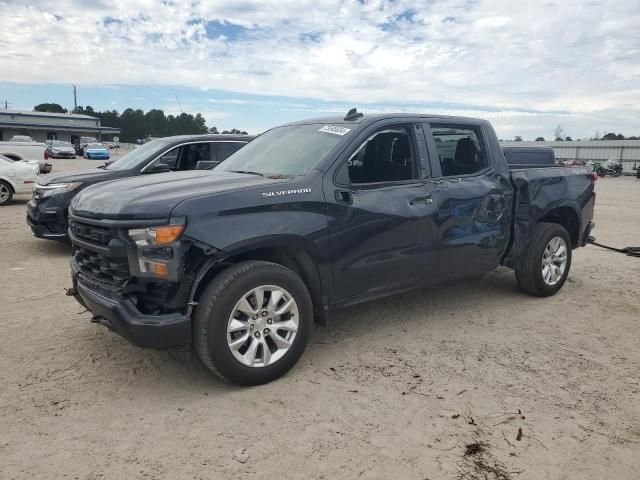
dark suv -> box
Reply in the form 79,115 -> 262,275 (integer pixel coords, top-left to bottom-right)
27,134 -> 254,240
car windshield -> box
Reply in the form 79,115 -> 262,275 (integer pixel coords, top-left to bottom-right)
106,138 -> 173,171
215,124 -> 349,177
87,143 -> 104,148
52,140 -> 71,146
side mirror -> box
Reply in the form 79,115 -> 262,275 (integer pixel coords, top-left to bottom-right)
195,160 -> 220,170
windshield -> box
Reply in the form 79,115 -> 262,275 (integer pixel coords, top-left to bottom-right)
107,138 -> 173,171
87,143 -> 104,148
216,124 -> 349,177
52,140 -> 72,146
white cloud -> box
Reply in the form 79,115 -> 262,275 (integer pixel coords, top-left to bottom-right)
1,0 -> 639,138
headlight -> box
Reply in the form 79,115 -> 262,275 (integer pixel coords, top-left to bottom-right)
128,224 -> 185,247
128,224 -> 186,279
36,182 -> 83,197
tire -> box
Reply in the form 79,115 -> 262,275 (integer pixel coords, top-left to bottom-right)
193,260 -> 312,386
0,181 -> 14,206
515,222 -> 572,297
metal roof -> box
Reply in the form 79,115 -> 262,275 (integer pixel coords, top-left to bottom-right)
0,121 -> 119,133
0,109 -> 98,120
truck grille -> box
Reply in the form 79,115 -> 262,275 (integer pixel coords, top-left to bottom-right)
69,220 -> 113,246
74,246 -> 130,287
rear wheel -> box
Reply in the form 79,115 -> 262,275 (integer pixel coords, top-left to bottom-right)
515,222 -> 572,297
0,181 -> 14,206
194,261 -> 312,385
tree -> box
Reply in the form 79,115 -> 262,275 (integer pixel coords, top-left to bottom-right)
30,102 -> 247,142
535,137 -> 545,141
554,125 -> 564,140
565,136 -> 573,141
602,132 -> 624,140
34,103 -> 67,113
222,128 -> 249,134
555,137 -> 564,141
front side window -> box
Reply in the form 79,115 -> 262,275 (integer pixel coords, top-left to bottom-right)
107,138 -> 173,171
431,126 -> 488,176
346,126 -> 416,184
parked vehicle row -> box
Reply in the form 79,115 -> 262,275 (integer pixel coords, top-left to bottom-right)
53,111 -> 596,386
27,134 -> 254,239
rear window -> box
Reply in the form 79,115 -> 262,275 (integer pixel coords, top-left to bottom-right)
506,150 -> 554,165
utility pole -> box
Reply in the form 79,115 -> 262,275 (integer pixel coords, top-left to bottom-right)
2,100 -> 10,109
175,94 -> 184,114
73,85 -> 77,112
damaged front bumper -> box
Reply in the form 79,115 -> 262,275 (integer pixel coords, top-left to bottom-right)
70,272 -> 192,349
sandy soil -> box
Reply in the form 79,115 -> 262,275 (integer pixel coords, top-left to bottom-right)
1,159 -> 639,479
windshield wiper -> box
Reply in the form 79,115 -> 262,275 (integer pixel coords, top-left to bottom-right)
229,170 -> 265,177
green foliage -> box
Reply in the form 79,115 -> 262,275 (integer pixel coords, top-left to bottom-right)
565,136 -> 573,141
535,137 -> 545,141
34,103 -> 67,113
221,128 -> 249,134
48,104 -> 246,142
602,132 -> 625,140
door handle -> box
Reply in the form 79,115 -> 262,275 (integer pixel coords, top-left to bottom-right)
409,194 -> 434,206
335,189 -> 353,205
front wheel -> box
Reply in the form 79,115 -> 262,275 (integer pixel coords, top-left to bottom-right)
0,181 -> 13,206
515,222 -> 572,297
194,261 -> 312,385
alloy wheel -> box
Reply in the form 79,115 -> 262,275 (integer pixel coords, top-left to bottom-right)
226,285 -> 299,368
541,236 -> 568,286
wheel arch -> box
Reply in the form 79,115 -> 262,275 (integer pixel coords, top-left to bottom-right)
189,236 -> 329,325
539,204 -> 581,247
0,176 -> 17,193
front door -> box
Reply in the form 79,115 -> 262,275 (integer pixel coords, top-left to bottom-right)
324,122 -> 440,303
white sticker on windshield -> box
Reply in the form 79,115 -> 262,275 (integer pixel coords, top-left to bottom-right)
319,125 -> 351,136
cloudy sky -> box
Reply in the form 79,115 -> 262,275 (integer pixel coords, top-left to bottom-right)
1,0 -> 639,139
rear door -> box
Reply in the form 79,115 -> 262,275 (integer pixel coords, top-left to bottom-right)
422,122 -> 512,273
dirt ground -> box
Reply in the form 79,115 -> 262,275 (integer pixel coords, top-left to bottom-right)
1,158 -> 639,480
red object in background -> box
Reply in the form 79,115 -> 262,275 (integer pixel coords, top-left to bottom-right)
44,150 -> 49,160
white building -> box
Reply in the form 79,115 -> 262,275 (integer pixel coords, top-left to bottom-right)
0,109 -> 120,144
502,140 -> 640,174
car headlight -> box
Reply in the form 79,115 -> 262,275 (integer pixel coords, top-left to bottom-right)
128,224 -> 185,247
36,182 -> 83,197
128,224 -> 186,279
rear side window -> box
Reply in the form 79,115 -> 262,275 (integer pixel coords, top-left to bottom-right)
431,126 -> 488,176
214,142 -> 246,162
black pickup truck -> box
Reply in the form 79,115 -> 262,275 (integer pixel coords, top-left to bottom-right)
68,111 -> 596,385
27,134 -> 254,240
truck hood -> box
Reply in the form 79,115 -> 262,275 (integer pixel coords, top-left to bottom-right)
70,170 -> 288,220
38,167 -> 120,185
